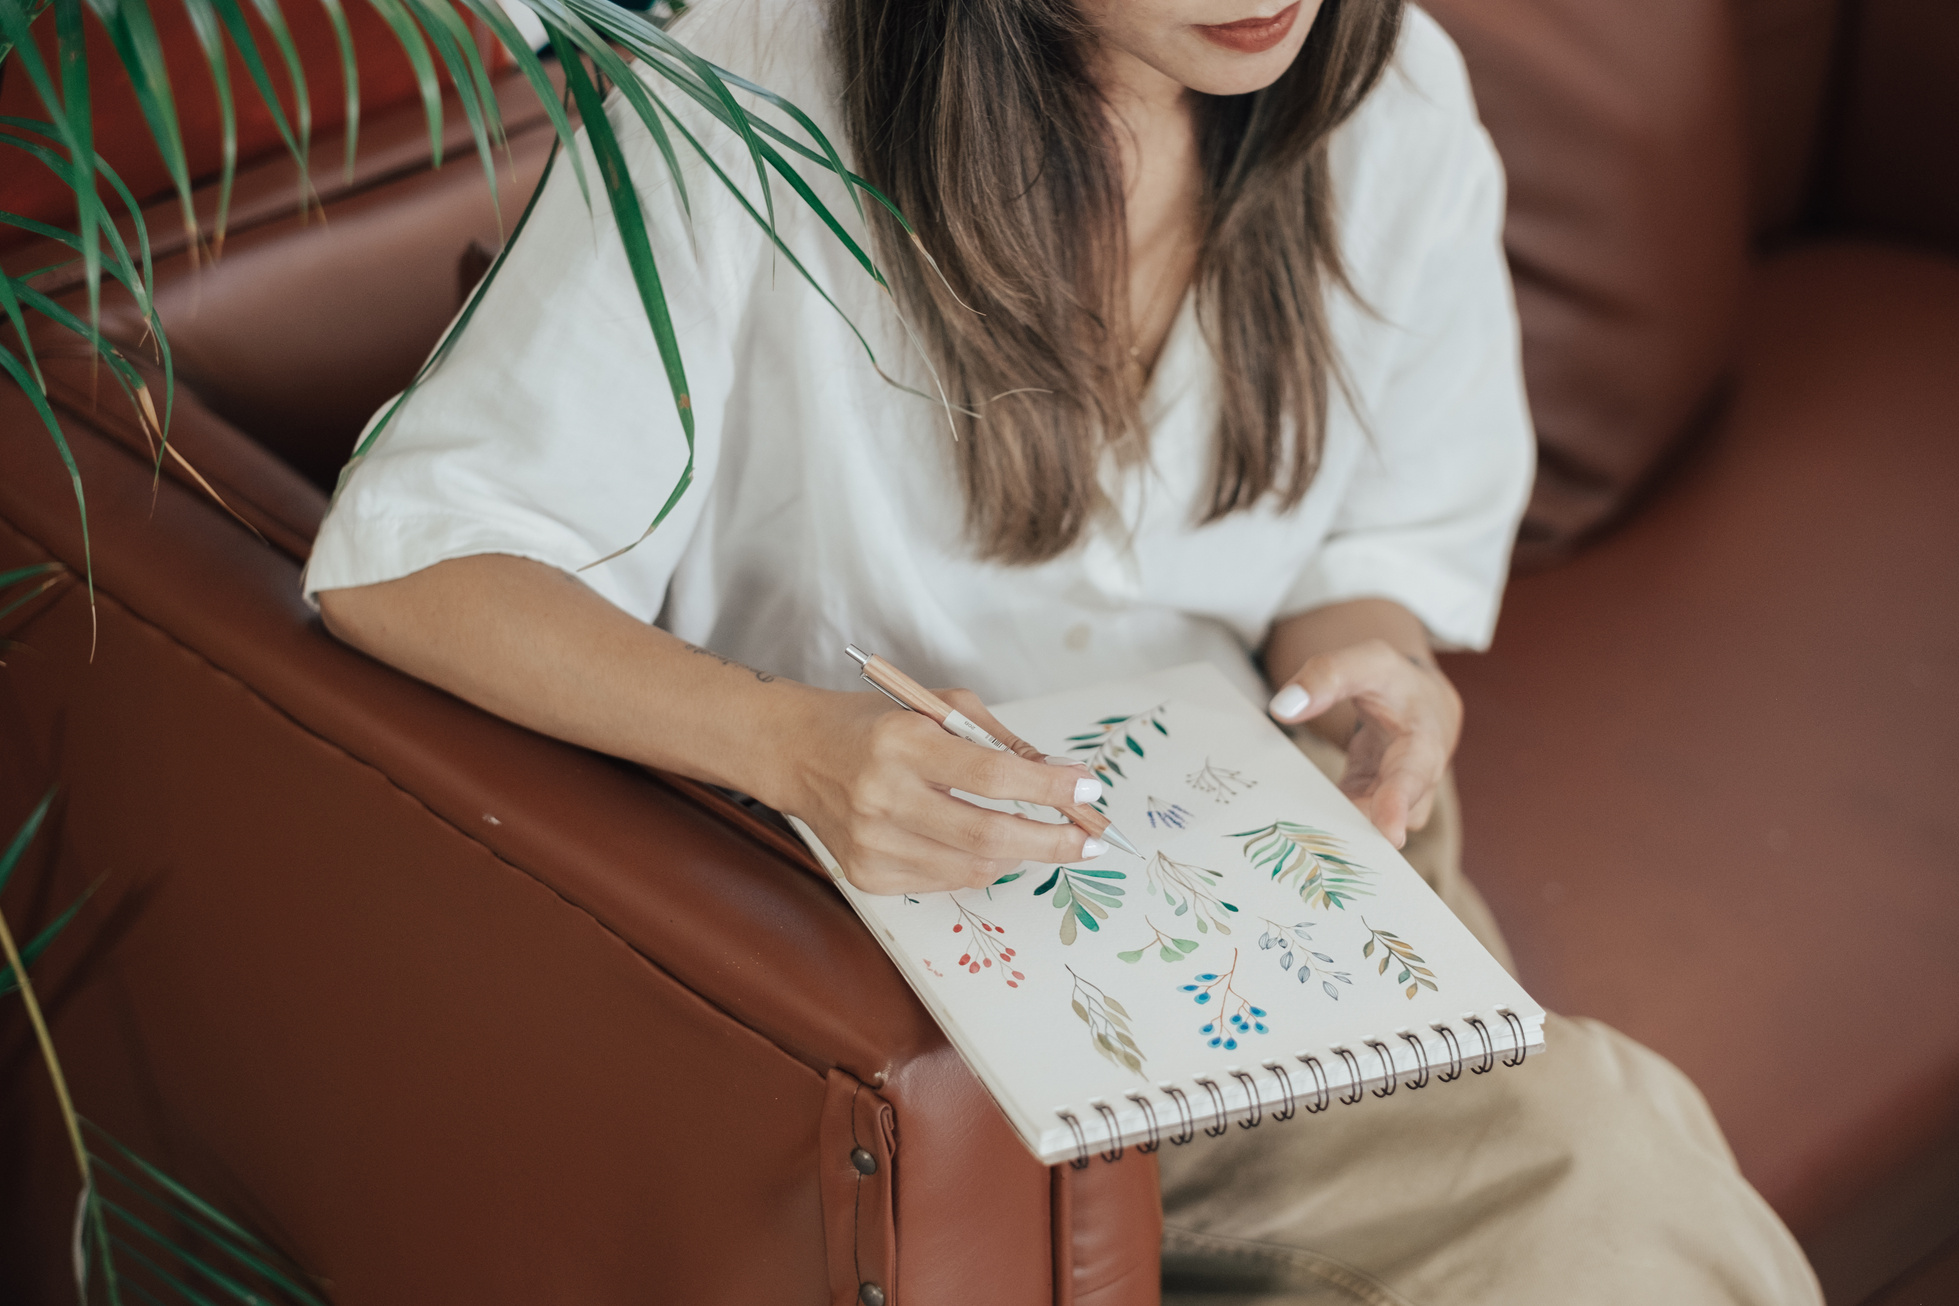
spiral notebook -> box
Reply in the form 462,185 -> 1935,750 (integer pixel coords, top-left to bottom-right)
789,661 -> 1545,1166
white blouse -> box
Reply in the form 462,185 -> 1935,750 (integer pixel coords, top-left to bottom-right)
304,0 -> 1533,708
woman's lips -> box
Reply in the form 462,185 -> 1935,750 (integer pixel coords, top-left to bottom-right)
1194,2 -> 1300,54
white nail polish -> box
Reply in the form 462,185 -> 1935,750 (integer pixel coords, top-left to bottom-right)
1269,684 -> 1310,719
1081,837 -> 1109,860
1073,777 -> 1103,804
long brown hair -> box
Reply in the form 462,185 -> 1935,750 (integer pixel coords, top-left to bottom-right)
834,0 -> 1404,563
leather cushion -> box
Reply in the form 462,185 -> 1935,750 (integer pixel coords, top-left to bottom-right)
1827,0 -> 1959,257
88,123 -> 554,492
1423,0 -> 1751,563
1444,242 -> 1959,1276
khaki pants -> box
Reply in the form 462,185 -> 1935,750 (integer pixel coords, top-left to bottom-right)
1158,734 -> 1823,1306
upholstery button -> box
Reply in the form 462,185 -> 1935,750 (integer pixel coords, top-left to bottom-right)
850,1147 -> 877,1175
858,1282 -> 886,1306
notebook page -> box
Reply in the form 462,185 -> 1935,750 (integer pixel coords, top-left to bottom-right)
795,662 -> 1545,1165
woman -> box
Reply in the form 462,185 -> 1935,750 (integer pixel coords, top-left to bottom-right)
307,0 -> 1820,1300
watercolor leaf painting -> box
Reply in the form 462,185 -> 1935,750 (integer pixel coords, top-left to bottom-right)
1069,967 -> 1146,1074
1035,866 -> 1128,945
1065,706 -> 1170,807
1232,822 -> 1373,911
1257,918 -> 1353,1000
1363,920 -> 1439,999
1117,916 -> 1202,965
1143,853 -> 1239,935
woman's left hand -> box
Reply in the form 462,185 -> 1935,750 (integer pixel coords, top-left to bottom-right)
1267,636 -> 1462,849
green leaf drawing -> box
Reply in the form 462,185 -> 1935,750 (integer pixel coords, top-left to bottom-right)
1064,704 -> 1169,807
1230,822 -> 1372,910
1117,916 -> 1202,965
1035,865 -> 1127,945
1067,966 -> 1145,1075
1362,919 -> 1439,999
1142,852 -> 1237,936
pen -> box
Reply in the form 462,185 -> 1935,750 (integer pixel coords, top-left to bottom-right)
845,644 -> 1144,859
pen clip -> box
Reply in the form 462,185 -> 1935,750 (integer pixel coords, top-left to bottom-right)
861,671 -> 912,711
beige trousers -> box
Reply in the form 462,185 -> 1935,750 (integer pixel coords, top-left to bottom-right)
1158,734 -> 1823,1306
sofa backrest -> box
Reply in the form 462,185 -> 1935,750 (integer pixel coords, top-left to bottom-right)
1423,0 -> 1751,565
94,126 -> 554,492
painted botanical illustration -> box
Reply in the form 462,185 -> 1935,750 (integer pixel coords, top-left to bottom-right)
1143,852 -> 1239,935
1064,705 -> 1170,807
952,900 -> 1023,987
1179,949 -> 1269,1051
1186,757 -> 1258,803
1117,916 -> 1202,965
1256,918 -> 1353,1000
1035,865 -> 1129,944
1363,920 -> 1439,999
1232,821 -> 1373,910
1069,967 -> 1147,1074
1145,796 -> 1194,830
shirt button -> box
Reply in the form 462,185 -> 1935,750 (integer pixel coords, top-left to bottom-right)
1064,622 -> 1092,651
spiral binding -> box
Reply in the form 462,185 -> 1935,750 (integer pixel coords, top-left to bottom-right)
1055,1009 -> 1536,1168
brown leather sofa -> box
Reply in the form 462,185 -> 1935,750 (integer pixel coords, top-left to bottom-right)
2,2 -> 1955,1304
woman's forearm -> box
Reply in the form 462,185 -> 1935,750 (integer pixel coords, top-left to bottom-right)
317,553 -> 819,806
318,554 -> 1105,891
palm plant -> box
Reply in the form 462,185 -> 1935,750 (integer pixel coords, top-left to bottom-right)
4,787 -> 336,1304
3,3 -> 908,1298
1,0 -> 912,602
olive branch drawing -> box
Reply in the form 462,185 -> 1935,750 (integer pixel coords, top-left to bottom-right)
1064,705 -> 1170,807
1231,821 -> 1372,910
1362,920 -> 1439,999
1068,967 -> 1146,1074
1143,852 -> 1239,935
1034,865 -> 1128,945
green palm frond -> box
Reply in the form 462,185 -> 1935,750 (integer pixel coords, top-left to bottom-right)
3,0 -> 905,621
4,790 -> 335,1303
1230,821 -> 1373,910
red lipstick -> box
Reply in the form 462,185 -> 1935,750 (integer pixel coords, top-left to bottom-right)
1195,2 -> 1300,54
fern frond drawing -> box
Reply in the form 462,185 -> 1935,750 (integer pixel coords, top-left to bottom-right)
1362,919 -> 1439,999
1064,705 -> 1170,807
1035,865 -> 1128,945
1143,852 -> 1239,935
1145,796 -> 1194,830
1069,967 -> 1146,1074
1230,821 -> 1372,910
1256,918 -> 1353,1000
1186,758 -> 1257,803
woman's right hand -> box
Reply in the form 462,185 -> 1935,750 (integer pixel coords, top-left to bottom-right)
768,687 -> 1108,896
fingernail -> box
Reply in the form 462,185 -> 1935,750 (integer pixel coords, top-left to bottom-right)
1269,684 -> 1311,719
1081,837 -> 1110,859
1045,754 -> 1079,766
1073,777 -> 1103,804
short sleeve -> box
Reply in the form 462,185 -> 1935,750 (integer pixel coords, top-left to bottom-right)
301,85 -> 741,624
1277,28 -> 1535,651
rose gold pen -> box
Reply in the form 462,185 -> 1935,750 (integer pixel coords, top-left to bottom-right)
845,644 -> 1144,859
